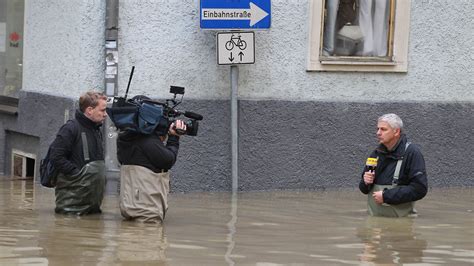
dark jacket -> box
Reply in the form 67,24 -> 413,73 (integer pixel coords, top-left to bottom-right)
117,131 -> 179,173
359,134 -> 428,205
50,110 -> 104,175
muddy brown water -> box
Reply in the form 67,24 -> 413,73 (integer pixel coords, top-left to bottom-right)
0,180 -> 473,265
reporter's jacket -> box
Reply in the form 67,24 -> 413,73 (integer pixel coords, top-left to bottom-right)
50,110 -> 104,175
359,134 -> 428,205
117,131 -> 179,173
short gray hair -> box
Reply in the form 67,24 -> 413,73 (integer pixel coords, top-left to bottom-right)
378,113 -> 403,131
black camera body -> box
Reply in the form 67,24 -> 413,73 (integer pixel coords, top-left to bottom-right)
106,67 -> 202,136
108,86 -> 202,136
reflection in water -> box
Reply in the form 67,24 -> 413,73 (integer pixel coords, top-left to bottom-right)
225,192 -> 238,266
0,179 -> 473,265
39,206 -> 169,265
116,223 -> 167,263
357,216 -> 427,264
8,180 -> 35,210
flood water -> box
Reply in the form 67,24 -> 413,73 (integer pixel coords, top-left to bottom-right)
0,180 -> 473,265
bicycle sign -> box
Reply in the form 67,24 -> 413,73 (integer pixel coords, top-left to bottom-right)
217,32 -> 254,65
225,35 -> 247,51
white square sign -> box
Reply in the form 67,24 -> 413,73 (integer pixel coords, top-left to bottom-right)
217,32 -> 255,65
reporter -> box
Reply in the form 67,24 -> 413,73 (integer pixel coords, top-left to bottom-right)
359,113 -> 428,217
117,119 -> 186,223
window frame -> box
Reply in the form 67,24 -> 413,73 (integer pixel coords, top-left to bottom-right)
307,0 -> 411,72
1,0 -> 25,98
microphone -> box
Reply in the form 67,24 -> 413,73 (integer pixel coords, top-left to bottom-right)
184,111 -> 203,121
366,157 -> 378,172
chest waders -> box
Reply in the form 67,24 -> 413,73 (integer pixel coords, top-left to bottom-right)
368,143 -> 415,217
119,165 -> 170,223
55,132 -> 106,215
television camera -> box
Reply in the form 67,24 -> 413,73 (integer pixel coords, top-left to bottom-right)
106,67 -> 203,136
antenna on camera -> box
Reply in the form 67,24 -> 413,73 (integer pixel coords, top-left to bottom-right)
124,66 -> 135,100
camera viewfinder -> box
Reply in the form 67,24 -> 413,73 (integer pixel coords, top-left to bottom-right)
170,86 -> 185,95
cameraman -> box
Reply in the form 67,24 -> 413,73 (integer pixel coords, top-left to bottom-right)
117,115 -> 186,224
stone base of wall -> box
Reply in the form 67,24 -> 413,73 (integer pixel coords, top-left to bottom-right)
237,101 -> 474,191
0,92 -> 472,192
0,91 -> 75,179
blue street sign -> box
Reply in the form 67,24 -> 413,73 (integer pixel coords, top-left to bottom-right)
200,0 -> 271,29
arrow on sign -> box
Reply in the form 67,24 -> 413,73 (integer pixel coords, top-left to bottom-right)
201,2 -> 269,27
239,51 -> 244,61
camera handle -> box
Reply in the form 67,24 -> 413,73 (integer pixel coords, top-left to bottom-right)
124,66 -> 135,100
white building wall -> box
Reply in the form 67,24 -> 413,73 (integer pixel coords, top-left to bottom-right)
22,0 -> 105,98
22,0 -> 474,102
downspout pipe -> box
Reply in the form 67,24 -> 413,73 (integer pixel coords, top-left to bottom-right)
104,0 -> 120,188
105,0 -> 118,96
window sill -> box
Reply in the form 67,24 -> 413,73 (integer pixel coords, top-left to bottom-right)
0,96 -> 19,116
320,60 -> 398,66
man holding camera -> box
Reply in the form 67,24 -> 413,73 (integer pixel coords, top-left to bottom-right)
117,114 -> 187,223
359,113 -> 428,217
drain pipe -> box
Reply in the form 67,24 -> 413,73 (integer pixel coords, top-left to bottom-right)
104,0 -> 120,181
105,0 -> 118,96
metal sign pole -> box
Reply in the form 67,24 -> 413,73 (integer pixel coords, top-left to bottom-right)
231,65 -> 239,194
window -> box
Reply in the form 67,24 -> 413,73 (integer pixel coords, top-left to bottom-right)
0,0 -> 24,97
307,0 -> 410,72
12,149 -> 36,180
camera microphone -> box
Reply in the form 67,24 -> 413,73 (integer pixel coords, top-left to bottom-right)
184,111 -> 203,121
366,157 -> 378,172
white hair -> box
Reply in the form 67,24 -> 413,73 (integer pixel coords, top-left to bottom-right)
378,113 -> 403,131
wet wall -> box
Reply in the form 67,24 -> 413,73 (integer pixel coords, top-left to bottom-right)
1,91 -> 472,192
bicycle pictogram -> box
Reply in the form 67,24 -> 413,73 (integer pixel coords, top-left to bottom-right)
225,34 -> 247,51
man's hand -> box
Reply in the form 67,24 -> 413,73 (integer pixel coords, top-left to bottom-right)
169,120 -> 187,136
363,171 -> 375,185
372,191 -> 384,204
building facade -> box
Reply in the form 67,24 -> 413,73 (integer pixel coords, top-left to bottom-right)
0,0 -> 473,192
